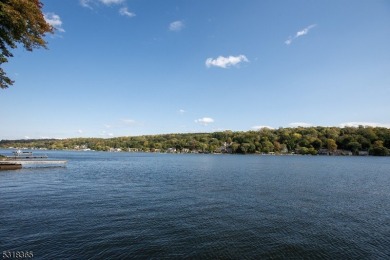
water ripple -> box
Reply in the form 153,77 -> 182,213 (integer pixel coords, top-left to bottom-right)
1,151 -> 389,259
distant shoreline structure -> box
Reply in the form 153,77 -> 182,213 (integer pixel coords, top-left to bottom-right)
0,147 -> 379,157
1,126 -> 389,156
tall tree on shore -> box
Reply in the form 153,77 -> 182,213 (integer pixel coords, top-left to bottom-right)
327,139 -> 338,153
0,0 -> 53,89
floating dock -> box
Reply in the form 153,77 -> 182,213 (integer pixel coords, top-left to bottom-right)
0,150 -> 67,170
0,162 -> 22,170
5,159 -> 67,168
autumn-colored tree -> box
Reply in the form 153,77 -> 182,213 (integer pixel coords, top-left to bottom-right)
370,140 -> 389,156
1,127 -> 390,156
0,0 -> 53,89
327,139 -> 338,153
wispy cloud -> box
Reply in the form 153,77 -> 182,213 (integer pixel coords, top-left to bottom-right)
285,38 -> 293,45
296,24 -> 316,37
44,13 -> 65,32
78,129 -> 83,134
119,7 -> 136,17
178,109 -> 186,115
288,122 -> 313,128
339,122 -> 390,128
195,117 -> 214,126
169,20 -> 185,32
80,0 -> 125,8
285,24 -> 316,45
80,0 -> 92,8
100,0 -> 125,5
252,125 -> 275,130
81,1 -> 136,19
205,55 -> 249,69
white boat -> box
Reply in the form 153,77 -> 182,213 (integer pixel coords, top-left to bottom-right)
10,150 -> 48,159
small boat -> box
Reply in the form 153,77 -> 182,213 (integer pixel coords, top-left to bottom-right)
10,150 -> 48,159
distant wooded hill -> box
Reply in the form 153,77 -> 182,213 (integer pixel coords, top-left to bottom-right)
1,126 -> 389,156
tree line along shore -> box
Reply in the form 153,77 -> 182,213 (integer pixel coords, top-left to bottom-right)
1,126 -> 389,156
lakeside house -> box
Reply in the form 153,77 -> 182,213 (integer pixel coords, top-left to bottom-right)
109,148 -> 122,152
216,142 -> 233,154
167,148 -> 177,153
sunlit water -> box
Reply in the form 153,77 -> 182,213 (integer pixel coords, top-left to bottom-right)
1,150 -> 389,259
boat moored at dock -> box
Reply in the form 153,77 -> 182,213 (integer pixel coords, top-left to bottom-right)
8,149 -> 48,159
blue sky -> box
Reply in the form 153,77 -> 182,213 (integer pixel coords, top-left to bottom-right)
1,0 -> 390,139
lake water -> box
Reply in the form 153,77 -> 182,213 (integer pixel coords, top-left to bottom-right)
0,151 -> 389,259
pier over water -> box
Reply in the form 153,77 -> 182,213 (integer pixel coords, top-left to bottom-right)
0,150 -> 67,170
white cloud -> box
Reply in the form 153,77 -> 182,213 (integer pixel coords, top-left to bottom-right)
80,0 -> 124,8
339,122 -> 390,128
284,38 -> 292,45
195,117 -> 215,126
296,24 -> 316,37
252,125 -> 275,130
44,13 -> 65,32
119,7 -> 136,17
100,0 -> 125,5
169,21 -> 185,31
285,24 -> 316,45
78,129 -> 83,134
40,136 -> 53,139
178,109 -> 186,114
205,55 -> 249,68
212,128 -> 229,132
288,122 -> 313,128
80,0 -> 91,7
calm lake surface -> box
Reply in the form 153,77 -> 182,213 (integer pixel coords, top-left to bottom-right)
0,150 -> 389,259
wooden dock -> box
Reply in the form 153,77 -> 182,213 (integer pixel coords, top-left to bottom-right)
0,160 -> 67,170
0,162 -> 22,170
1,150 -> 67,170
6,160 -> 67,167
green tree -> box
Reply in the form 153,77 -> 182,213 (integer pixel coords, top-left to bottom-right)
261,140 -> 274,153
347,141 -> 362,155
324,128 -> 340,140
273,141 -> 282,153
308,147 -> 318,155
1,0 -> 53,89
358,127 -> 378,143
230,143 -> 240,153
311,138 -> 322,150
297,147 -> 309,155
369,141 -> 389,156
327,139 -> 337,153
